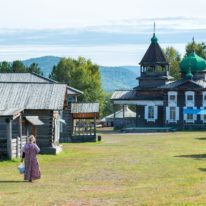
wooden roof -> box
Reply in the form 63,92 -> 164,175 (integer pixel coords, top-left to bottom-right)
71,103 -> 99,119
0,72 -> 83,96
0,72 -> 54,83
139,34 -> 169,67
0,108 -> 23,120
0,83 -> 67,110
71,103 -> 99,114
25,116 -> 44,126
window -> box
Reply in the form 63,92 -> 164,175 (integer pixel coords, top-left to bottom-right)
187,107 -> 193,121
202,92 -> 206,106
185,91 -> 195,107
203,107 -> 206,121
169,95 -> 176,101
187,95 -> 193,101
68,96 -> 74,103
168,92 -> 177,106
187,113 -> 193,120
148,106 -> 154,119
169,107 -> 176,121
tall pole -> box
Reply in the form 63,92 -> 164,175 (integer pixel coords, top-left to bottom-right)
113,103 -> 116,129
123,105 -> 125,128
94,113 -> 96,140
18,115 -> 22,157
6,118 -> 12,160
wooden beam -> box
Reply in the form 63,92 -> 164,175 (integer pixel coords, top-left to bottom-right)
94,113 -> 96,139
123,105 -> 125,128
17,115 -> 22,157
113,100 -> 163,106
113,103 -> 116,128
6,118 -> 12,160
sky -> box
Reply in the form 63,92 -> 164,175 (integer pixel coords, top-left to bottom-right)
0,0 -> 206,65
0,0 -> 206,29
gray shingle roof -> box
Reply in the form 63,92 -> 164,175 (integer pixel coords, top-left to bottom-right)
71,103 -> 99,113
101,106 -> 136,121
159,79 -> 206,89
67,86 -> 83,95
0,72 -> 83,95
0,108 -> 24,117
25,116 -> 44,125
111,90 -> 163,100
111,90 -> 136,100
0,83 -> 67,110
0,73 -> 54,83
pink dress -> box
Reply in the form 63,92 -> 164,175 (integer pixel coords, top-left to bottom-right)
22,143 -> 41,181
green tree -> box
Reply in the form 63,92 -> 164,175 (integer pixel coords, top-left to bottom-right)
164,47 -> 181,80
0,61 -> 11,72
102,93 -> 113,117
11,60 -> 26,72
186,40 -> 206,59
26,63 -> 43,75
50,57 -> 104,114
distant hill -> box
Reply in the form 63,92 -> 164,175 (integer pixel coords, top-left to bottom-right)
23,56 -> 140,92
100,66 -> 139,92
23,56 -> 61,77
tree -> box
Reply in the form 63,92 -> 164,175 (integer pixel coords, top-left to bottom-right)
102,93 -> 113,117
11,60 -> 26,72
0,61 -> 11,72
186,40 -> 206,59
0,60 -> 43,74
164,47 -> 181,80
26,63 -> 43,75
50,57 -> 104,114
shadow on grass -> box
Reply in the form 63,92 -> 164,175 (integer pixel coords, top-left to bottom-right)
175,154 -> 206,159
0,180 -> 25,183
97,128 -> 120,135
195,138 -> 206,140
198,168 -> 206,172
0,157 -> 18,163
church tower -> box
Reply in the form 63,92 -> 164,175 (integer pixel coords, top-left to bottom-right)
137,25 -> 173,88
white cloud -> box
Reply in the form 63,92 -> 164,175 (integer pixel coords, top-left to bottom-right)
0,0 -> 205,29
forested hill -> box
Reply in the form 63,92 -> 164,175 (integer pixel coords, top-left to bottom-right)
100,66 -> 139,92
23,56 -> 139,92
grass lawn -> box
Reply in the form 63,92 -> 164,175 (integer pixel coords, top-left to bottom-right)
1,130 -> 206,205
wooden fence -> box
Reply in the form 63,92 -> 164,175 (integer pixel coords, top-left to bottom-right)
11,136 -> 27,158
0,136 -> 27,159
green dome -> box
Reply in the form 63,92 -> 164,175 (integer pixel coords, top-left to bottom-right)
180,52 -> 206,72
186,71 -> 193,79
151,33 -> 158,44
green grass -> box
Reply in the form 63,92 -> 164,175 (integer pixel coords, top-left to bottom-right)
1,131 -> 206,205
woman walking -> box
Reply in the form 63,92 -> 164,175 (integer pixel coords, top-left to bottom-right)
21,135 -> 41,182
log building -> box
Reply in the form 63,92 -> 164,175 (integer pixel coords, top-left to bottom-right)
0,73 -> 81,158
112,33 -> 206,131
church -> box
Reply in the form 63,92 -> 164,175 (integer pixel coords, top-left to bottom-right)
111,32 -> 206,130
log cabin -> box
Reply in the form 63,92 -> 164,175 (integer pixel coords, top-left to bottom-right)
0,73 -> 82,158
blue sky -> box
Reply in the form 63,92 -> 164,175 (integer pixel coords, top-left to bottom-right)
0,0 -> 206,65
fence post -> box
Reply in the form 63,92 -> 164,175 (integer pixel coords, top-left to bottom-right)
16,137 -> 19,158
6,118 -> 12,160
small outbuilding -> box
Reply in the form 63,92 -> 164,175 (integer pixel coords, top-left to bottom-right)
70,103 -> 99,142
101,106 -> 136,127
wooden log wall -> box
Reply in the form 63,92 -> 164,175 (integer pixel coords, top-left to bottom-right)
23,110 -> 54,148
0,117 -> 19,158
60,105 -> 73,143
